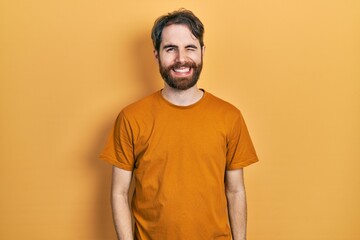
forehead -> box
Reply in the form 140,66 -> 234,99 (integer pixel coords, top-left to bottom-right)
160,24 -> 200,47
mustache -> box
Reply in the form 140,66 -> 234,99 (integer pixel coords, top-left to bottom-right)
168,61 -> 197,69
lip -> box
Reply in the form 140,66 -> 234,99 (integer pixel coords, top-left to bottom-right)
171,67 -> 192,77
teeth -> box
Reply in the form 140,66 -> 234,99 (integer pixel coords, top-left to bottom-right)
173,67 -> 190,73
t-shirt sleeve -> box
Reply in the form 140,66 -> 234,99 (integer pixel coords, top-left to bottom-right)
226,111 -> 259,170
99,111 -> 135,171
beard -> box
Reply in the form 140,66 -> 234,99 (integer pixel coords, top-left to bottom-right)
159,59 -> 203,90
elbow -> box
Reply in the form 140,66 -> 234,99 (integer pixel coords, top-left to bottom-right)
225,187 -> 246,201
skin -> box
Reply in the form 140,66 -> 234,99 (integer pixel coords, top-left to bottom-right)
154,24 -> 205,106
111,24 -> 248,240
225,168 -> 247,240
111,166 -> 133,240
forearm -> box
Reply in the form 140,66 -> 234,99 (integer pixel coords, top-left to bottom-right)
226,190 -> 247,240
112,193 -> 133,240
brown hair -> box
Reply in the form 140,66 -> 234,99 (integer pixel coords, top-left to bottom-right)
151,9 -> 205,51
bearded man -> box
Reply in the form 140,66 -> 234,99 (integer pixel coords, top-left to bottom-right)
100,9 -> 258,240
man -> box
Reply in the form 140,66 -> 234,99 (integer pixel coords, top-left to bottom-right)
100,9 -> 258,240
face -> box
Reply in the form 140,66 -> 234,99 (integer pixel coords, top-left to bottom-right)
155,24 -> 204,90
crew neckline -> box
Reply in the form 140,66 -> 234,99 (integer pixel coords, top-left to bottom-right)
158,89 -> 208,109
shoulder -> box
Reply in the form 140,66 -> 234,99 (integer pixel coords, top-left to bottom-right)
121,91 -> 161,118
205,91 -> 242,117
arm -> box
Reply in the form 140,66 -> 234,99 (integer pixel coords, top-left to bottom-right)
111,166 -> 133,240
225,168 -> 247,240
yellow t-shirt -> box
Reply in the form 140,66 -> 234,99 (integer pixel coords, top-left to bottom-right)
100,90 -> 258,240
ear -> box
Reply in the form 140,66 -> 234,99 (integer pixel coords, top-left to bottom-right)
153,49 -> 159,60
201,45 -> 206,56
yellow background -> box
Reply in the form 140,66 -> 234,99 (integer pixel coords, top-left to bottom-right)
1,0 -> 359,239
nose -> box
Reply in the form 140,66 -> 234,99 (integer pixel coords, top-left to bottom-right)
175,49 -> 186,63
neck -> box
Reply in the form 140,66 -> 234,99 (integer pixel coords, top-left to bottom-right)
161,85 -> 204,106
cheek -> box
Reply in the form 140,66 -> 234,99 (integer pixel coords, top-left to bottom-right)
190,50 -> 202,60
191,53 -> 202,64
159,54 -> 175,65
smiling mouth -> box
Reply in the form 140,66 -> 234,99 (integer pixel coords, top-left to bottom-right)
172,67 -> 191,73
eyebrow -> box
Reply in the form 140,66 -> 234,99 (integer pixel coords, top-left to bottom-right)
162,44 -> 198,50
185,44 -> 198,49
162,44 -> 178,49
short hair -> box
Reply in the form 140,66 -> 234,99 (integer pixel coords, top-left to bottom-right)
151,9 -> 205,52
